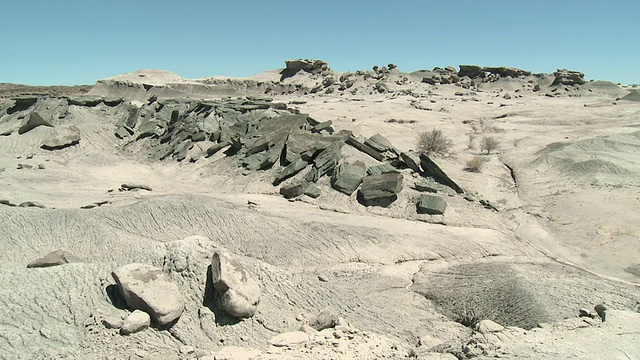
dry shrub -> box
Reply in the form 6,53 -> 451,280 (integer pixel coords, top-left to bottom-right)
465,156 -> 484,172
480,136 -> 500,154
418,128 -> 453,157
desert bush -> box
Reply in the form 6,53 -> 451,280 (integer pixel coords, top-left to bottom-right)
417,128 -> 453,157
465,156 -> 484,172
480,136 -> 500,154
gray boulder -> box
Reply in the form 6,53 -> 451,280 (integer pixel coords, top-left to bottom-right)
367,163 -> 398,176
27,249 -> 84,268
358,173 -> 403,207
331,161 -> 366,195
364,134 -> 393,153
112,263 -> 186,327
18,112 -> 53,134
416,195 -> 447,215
304,183 -> 321,198
458,65 -> 483,78
210,249 -> 261,318
41,125 -> 81,150
309,307 -> 339,331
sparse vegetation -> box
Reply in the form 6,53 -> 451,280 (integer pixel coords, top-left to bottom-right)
480,136 -> 500,154
465,156 -> 484,172
454,304 -> 480,328
417,128 -> 453,157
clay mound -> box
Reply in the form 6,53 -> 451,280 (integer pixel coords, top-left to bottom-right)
531,131 -> 640,183
620,89 -> 640,101
411,260 -> 640,330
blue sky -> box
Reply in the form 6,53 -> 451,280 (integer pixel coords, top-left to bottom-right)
2,0 -> 639,85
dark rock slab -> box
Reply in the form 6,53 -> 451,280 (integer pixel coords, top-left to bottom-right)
331,161 -> 366,195
416,194 -> 447,215
364,134 -> 393,152
274,157 -> 308,185
67,96 -> 104,107
18,201 -> 46,208
552,69 -> 586,86
346,135 -> 384,161
7,97 -> 38,115
279,181 -> 309,199
458,65 -> 483,78
41,125 -> 81,150
312,142 -> 343,179
367,163 -> 398,176
120,184 -> 152,191
399,152 -> 422,173
304,183 -> 321,198
18,112 -> 53,134
357,173 -> 403,207
413,181 -> 438,193
419,154 -> 463,194
27,249 -> 84,268
482,66 -> 531,78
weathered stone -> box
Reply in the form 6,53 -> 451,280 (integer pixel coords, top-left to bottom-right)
476,320 -> 505,334
120,310 -> 150,335
27,249 -> 84,268
274,157 -> 308,185
7,96 -> 38,115
346,135 -> 384,161
358,173 -> 403,207
413,182 -> 438,193
364,134 -> 393,152
18,201 -> 46,208
102,315 -> 123,329
309,307 -> 339,331
279,181 -> 309,199
112,263 -> 186,327
416,195 -> 447,215
280,59 -> 329,80
210,249 -> 261,318
367,163 -> 398,176
114,126 -> 132,139
482,66 -> 531,78
458,65 -> 483,78
310,120 -> 333,133
304,183 -> 321,198
331,161 -> 366,195
312,142 -> 343,179
419,154 -> 463,194
400,152 -> 422,173
67,96 -> 104,107
18,112 -> 53,134
269,331 -> 310,347
41,125 -> 81,150
552,69 -> 586,86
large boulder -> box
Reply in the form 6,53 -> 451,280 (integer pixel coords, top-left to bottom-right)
482,66 -> 531,78
331,161 -> 366,195
358,173 -> 403,207
416,194 -> 447,215
279,181 -> 309,199
111,263 -> 186,327
210,249 -> 261,318
280,59 -> 329,80
552,69 -> 586,86
18,112 -> 53,134
41,125 -> 81,150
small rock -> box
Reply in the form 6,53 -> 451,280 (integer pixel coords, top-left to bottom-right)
269,331 -> 309,347
120,310 -> 150,335
279,181 -> 309,199
309,307 -> 339,331
318,275 -> 329,282
594,303 -> 607,322
27,250 -> 83,268
416,195 -> 447,215
102,315 -> 124,329
304,183 -> 321,198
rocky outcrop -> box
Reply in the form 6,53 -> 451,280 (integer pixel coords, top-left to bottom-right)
41,125 -> 81,150
280,59 -> 329,81
458,65 -> 483,78
552,69 -> 586,86
112,263 -> 186,327
210,249 -> 261,318
416,194 -> 447,215
358,173 -> 403,207
482,66 -> 531,78
18,112 -> 53,134
26,249 -> 84,268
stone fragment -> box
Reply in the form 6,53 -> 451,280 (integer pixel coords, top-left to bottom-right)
18,112 -> 53,134
120,310 -> 150,335
309,308 -> 339,331
27,249 -> 84,268
279,181 -> 309,199
331,161 -> 366,195
367,163 -> 398,176
102,315 -> 124,329
476,319 -> 505,334
269,331 -> 309,347
304,183 -> 321,198
274,157 -> 308,185
419,154 -> 463,194
358,173 -> 403,207
41,125 -> 81,150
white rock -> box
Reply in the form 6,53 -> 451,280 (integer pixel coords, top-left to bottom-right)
102,315 -> 123,329
214,346 -> 262,360
112,263 -> 185,327
120,310 -> 150,335
269,331 -> 310,347
210,249 -> 261,318
476,319 -> 505,334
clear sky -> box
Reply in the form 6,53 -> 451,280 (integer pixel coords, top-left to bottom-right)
2,0 -> 639,85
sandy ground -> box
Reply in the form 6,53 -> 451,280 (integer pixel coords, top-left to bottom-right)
0,66 -> 639,359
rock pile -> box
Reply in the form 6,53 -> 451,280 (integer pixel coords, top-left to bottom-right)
552,69 -> 586,86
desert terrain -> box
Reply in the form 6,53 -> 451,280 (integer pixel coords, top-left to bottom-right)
0,60 -> 639,359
